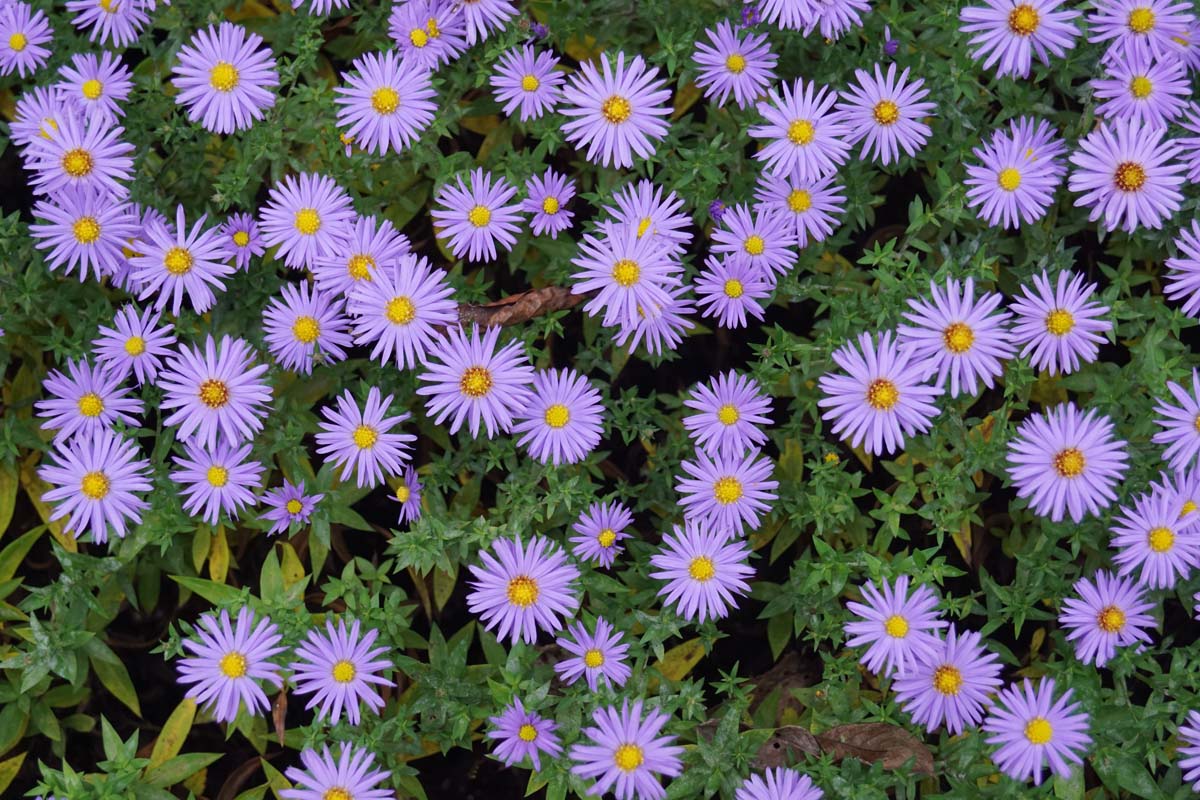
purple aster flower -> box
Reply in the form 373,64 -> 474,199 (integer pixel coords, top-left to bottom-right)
1182,104 -> 1200,182
959,0 -> 1081,78
683,371 -> 773,459
335,49 -> 436,156
695,254 -> 771,329
560,51 -> 672,169
491,44 -> 563,121
1009,115 -> 1069,178
1092,53 -> 1189,128
748,77 -> 851,180
964,125 -> 1062,229
172,440 -> 263,525
613,282 -> 696,356
176,607 -> 284,723
1179,20 -> 1200,71
291,0 -> 351,13
883,25 -> 901,56
530,20 -> 549,38
66,0 -> 149,48
1166,220 -> 1200,317
93,304 -> 177,386
1180,712 -> 1200,791
314,214 -> 411,297
416,324 -> 534,438
817,331 -> 942,456
11,85 -> 71,150
711,203 -> 796,281
430,168 -> 523,262
457,0 -> 516,45
36,358 -> 142,444
1111,487 -> 1200,588
1067,118 -> 1185,233
602,180 -> 694,258
1059,570 -> 1154,667
387,0 -> 468,72
1010,270 -> 1111,375
754,171 -> 846,248
487,698 -> 562,769
754,0 -> 806,29
650,521 -> 754,623
281,745 -> 391,800
844,575 -> 947,677
1006,402 -> 1129,523
676,447 -> 779,536
893,625 -> 1003,734
692,20 -> 779,110
570,500 -> 634,568
804,0 -> 871,40
38,428 -> 151,545
260,480 -> 323,535
160,335 -> 271,449
555,617 -> 631,691
512,368 -> 605,466
172,22 -> 278,134
736,768 -> 824,800
897,277 -> 1016,398
570,700 -> 684,800
221,212 -> 265,271
262,282 -> 351,375
258,172 -> 356,270
131,205 -> 235,316
30,185 -> 136,282
570,223 -> 682,329
113,204 -> 168,293
1087,0 -> 1193,63
1152,466 -> 1200,521
521,168 -> 575,238
0,2 -> 52,78
290,619 -> 393,725
709,199 -> 727,224
315,387 -> 414,489
57,51 -> 131,125
838,63 -> 935,165
467,535 -> 580,644
1153,368 -> 1200,471
393,466 -> 422,524
348,253 -> 457,370
983,678 -> 1091,786
25,111 -> 134,198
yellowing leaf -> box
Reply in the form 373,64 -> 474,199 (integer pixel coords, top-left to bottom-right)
148,699 -> 196,770
951,517 -> 973,567
433,564 -> 457,611
19,455 -> 74,552
564,35 -> 601,63
652,639 -> 705,683
0,461 -> 18,537
0,751 -> 25,795
209,525 -> 230,584
87,638 -> 141,717
671,82 -> 703,121
279,543 -> 305,590
460,114 -> 500,135
192,526 -> 211,573
225,0 -> 277,21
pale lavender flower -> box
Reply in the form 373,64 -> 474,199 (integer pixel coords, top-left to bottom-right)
0,1 -> 52,78
487,697 -> 562,770
30,185 -> 137,282
313,214 -> 412,297
893,626 -> 1003,734
348,253 -> 457,370
1166,220 -> 1200,317
258,172 -> 356,270
260,480 -> 323,536
92,304 -> 177,386
491,44 -> 563,120
1091,53 -> 1189,128
601,180 -> 693,258
1179,711 -> 1200,791
554,617 -> 631,691
334,49 -> 437,156
964,124 -> 1063,229
569,700 -> 684,800
676,447 -> 779,536
1059,570 -> 1154,667
159,335 -> 272,449
393,466 -> 422,525
57,51 -> 132,125
289,619 -> 393,725
983,679 -> 1091,785
38,428 -> 151,545
570,223 -> 682,329
521,168 -> 575,238
959,0 -> 1081,78
172,440 -> 264,525
754,171 -> 846,248
683,371 -> 772,459
131,205 -> 235,316
749,78 -> 851,180
172,22 -> 279,134
262,282 -> 352,375
315,387 -> 414,489
430,168 -> 524,262
695,254 -> 771,329
736,768 -> 824,800
512,368 -> 605,465
387,0 -> 468,72
281,745 -> 391,800
612,282 -> 696,356
1009,270 -> 1111,375
66,0 -> 149,48
176,607 -> 284,723
649,521 -> 754,623
692,20 -> 778,110
837,63 -> 935,165
570,500 -> 634,568
457,0 -> 516,45
1111,487 -> 1200,589
1087,0 -> 1193,63
221,212 -> 265,271
1153,369 -> 1200,471
845,576 -> 947,677
36,358 -> 142,444
466,535 -> 580,644
25,111 -> 134,198
560,51 -> 673,168
711,203 -> 796,281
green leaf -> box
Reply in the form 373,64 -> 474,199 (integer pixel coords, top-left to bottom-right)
86,638 -> 142,717
0,462 -> 18,537
143,752 -> 223,788
169,575 -> 249,607
0,525 -> 44,583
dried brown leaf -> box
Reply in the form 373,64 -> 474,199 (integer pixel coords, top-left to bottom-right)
814,722 -> 935,775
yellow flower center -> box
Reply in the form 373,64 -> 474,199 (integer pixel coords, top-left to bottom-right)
285,498 -> 303,514
613,743 -> 644,772
713,476 -> 743,505
78,392 -> 104,417
601,94 -> 632,124
544,403 -> 570,429
124,335 -> 146,356
717,404 -> 740,425
824,452 -> 840,463
743,234 -> 765,256
932,664 -> 963,696
73,216 -> 101,244
636,217 -> 652,238
725,53 -> 747,73
1097,605 -> 1126,633
62,148 -> 94,178
943,322 -> 975,354
1024,717 -> 1053,745
347,253 -> 376,281
324,790 -> 350,800
331,659 -> 356,683
80,471 -> 110,500
542,196 -> 560,215
209,61 -> 240,92
688,555 -> 716,581
460,366 -> 493,398
291,315 -> 320,343
1148,525 -> 1175,552
371,86 -> 400,115
219,651 -> 247,679
866,378 -> 900,411
723,278 -> 745,298
232,230 -> 250,247
207,465 -> 229,488
1114,161 -> 1147,192
82,79 -> 104,100
884,614 -> 909,638
410,27 -> 429,47
787,119 -> 815,145
612,259 -> 640,287
1045,308 -> 1074,336
426,17 -> 440,37
506,575 -> 539,607
468,205 -> 491,227
294,208 -> 321,235
517,723 -> 538,742
395,485 -> 411,503
521,74 -> 540,91
1128,7 -> 1155,33
386,296 -> 417,325
353,424 -> 378,450
584,648 -> 605,668
163,246 -> 193,276
1130,75 -> 1153,98
99,0 -> 116,12
8,32 -> 27,52
1053,447 -> 1085,478
199,379 -> 229,408
998,167 -> 1022,191
872,99 -> 900,125
787,189 -> 812,212
597,528 -> 617,548
1185,499 -> 1199,516
1008,4 -> 1040,35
